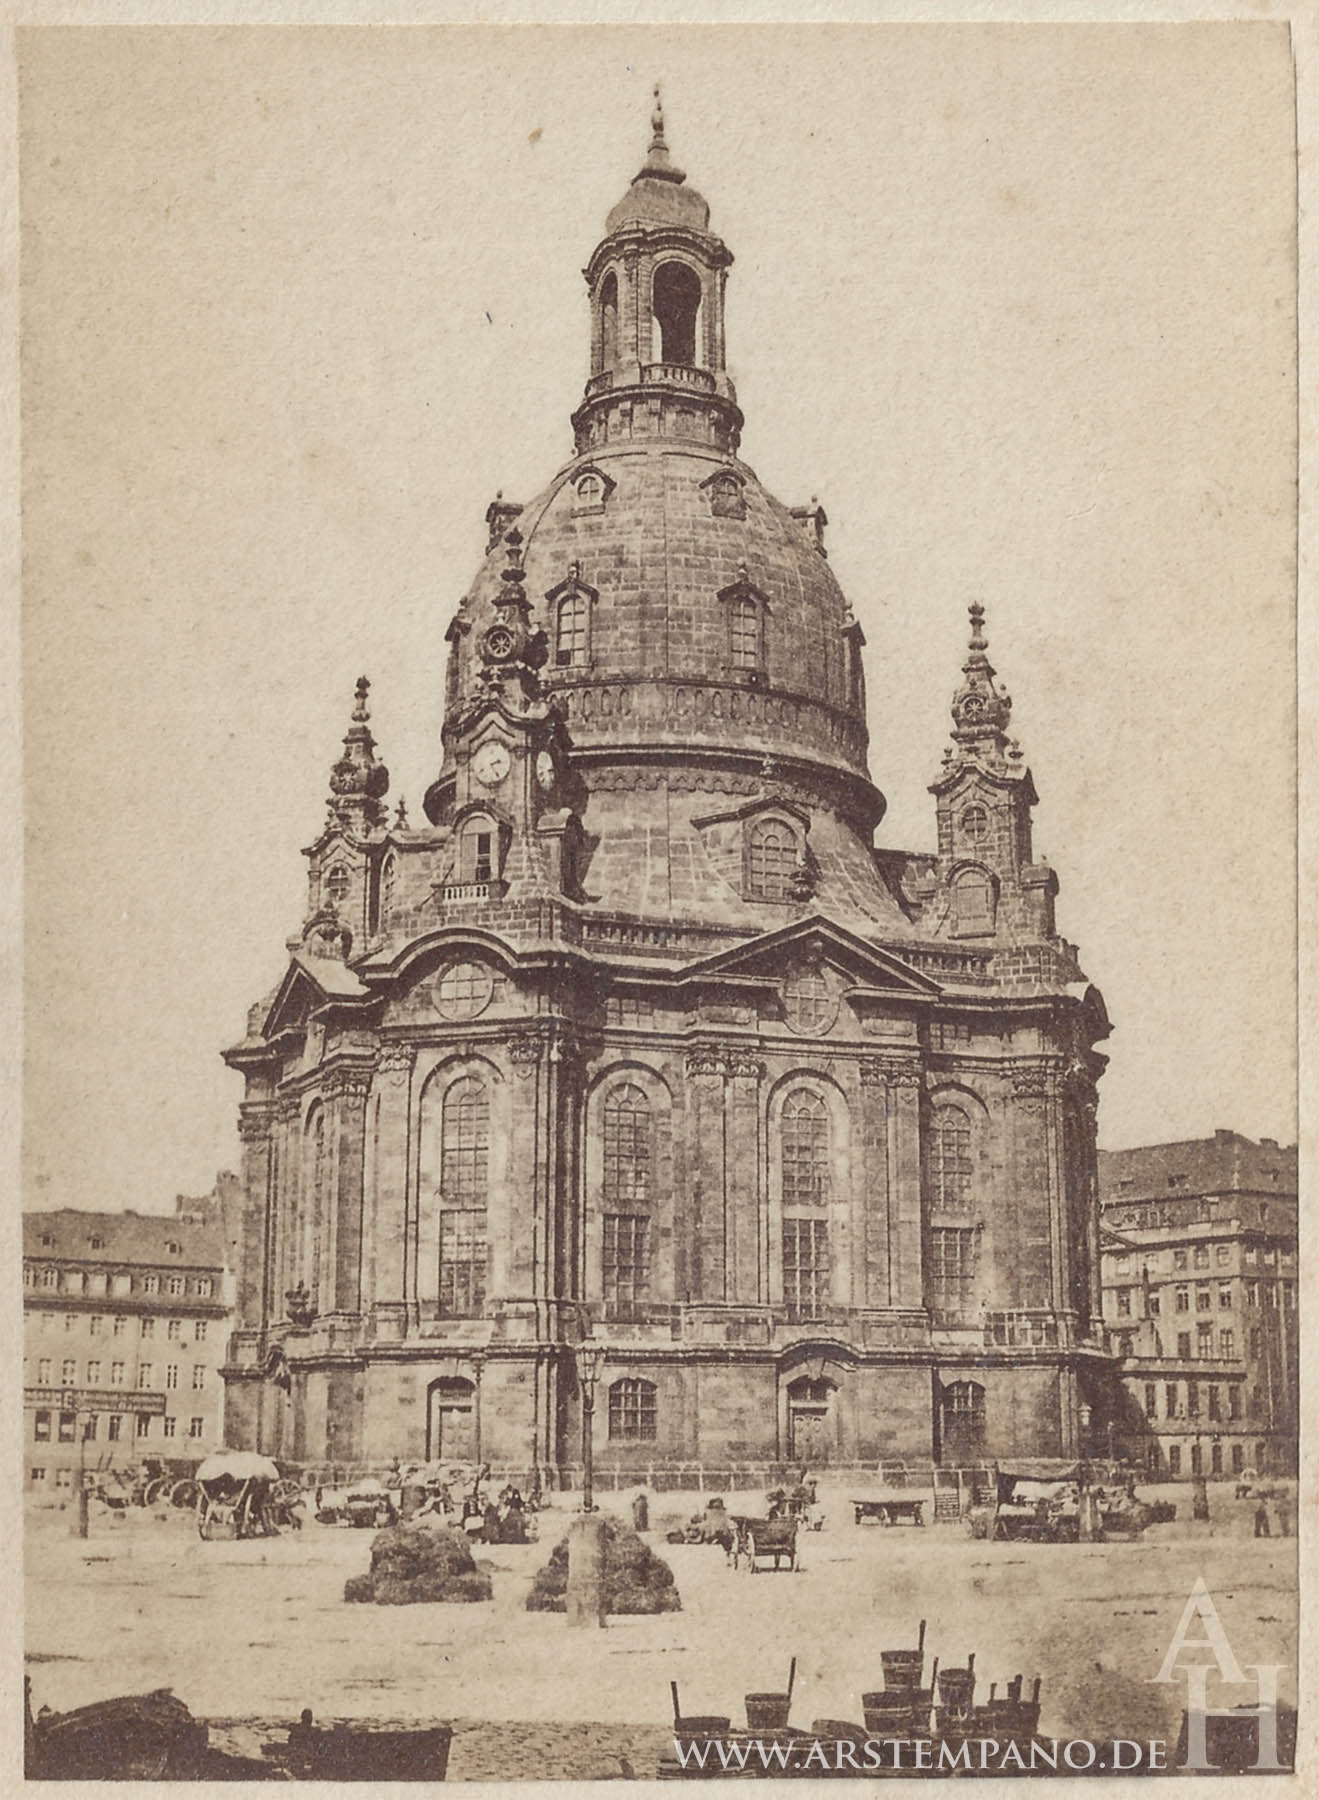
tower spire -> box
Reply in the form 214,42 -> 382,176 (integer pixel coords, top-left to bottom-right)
636,82 -> 684,185
327,675 -> 389,833
947,600 -> 1014,763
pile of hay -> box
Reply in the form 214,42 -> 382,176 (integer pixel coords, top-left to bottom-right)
525,1514 -> 681,1615
344,1523 -> 492,1605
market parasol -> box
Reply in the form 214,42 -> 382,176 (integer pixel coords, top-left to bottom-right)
195,1450 -> 282,1483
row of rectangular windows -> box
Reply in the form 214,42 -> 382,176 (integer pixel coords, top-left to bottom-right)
1109,1243 -> 1293,1273
25,1267 -> 215,1297
1112,1281 -> 1294,1315
1142,1381 -> 1244,1422
32,1412 -> 205,1443
1115,1326 -> 1271,1362
29,1360 -> 206,1388
30,1315 -> 209,1340
429,1212 -> 976,1318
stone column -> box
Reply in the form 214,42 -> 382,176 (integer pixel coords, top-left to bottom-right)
1009,1063 -> 1059,1313
864,1058 -> 924,1308
235,1101 -> 277,1330
857,1063 -> 892,1307
685,1050 -> 728,1302
724,1053 -> 766,1305
325,1067 -> 371,1316
274,1094 -> 302,1318
370,1044 -> 414,1339
508,1030 -> 547,1302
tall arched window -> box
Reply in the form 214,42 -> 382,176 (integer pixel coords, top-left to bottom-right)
608,1376 -> 657,1441
952,868 -> 995,936
730,595 -> 761,669
747,819 -> 796,902
602,1083 -> 652,1306
598,270 -> 619,369
461,817 -> 496,885
781,1088 -> 831,1319
439,1078 -> 489,1315
782,1089 -> 829,1208
651,261 -> 701,365
556,590 -> 590,667
930,1103 -> 973,1210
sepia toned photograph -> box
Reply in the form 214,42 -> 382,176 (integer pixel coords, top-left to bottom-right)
18,20 -> 1300,1783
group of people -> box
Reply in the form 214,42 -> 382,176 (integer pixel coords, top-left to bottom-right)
396,1461 -> 538,1544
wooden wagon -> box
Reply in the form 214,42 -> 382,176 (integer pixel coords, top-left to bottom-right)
852,1492 -> 926,1527
731,1515 -> 799,1572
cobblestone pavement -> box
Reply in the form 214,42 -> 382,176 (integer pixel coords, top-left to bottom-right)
25,1483 -> 1297,1781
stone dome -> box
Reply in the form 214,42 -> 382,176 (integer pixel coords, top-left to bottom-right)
438,438 -> 872,798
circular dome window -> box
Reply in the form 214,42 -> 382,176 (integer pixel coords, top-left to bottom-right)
783,972 -> 837,1036
434,961 -> 494,1021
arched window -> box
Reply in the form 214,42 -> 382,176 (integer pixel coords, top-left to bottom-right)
782,1089 -> 829,1208
608,1376 -> 657,1441
747,818 -> 796,902
928,1225 -> 977,1324
729,595 -> 761,670
930,1103 -> 973,1210
941,1379 -> 986,1462
556,589 -> 590,667
952,868 -> 995,936
651,261 -> 701,365
302,1107 -> 326,1300
439,1078 -> 489,1315
461,817 -> 496,885
602,1084 -> 652,1306
598,270 -> 619,369
325,864 -> 351,907
781,1088 -> 831,1319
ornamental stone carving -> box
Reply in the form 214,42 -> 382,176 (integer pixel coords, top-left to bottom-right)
376,1044 -> 415,1086
859,1056 -> 923,1088
237,1104 -> 276,1142
322,1066 -> 374,1104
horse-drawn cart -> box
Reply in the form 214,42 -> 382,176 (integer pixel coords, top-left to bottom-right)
195,1450 -> 284,1540
731,1515 -> 799,1572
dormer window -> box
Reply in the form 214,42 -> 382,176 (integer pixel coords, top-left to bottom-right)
570,467 -> 615,518
951,866 -> 996,937
463,820 -> 495,885
719,571 -> 769,680
747,817 -> 798,902
556,590 -> 589,666
701,467 -> 747,520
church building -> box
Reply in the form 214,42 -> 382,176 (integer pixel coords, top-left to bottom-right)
221,99 -> 1115,1480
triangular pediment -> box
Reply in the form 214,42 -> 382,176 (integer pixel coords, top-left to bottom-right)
682,915 -> 942,996
262,953 -> 369,1038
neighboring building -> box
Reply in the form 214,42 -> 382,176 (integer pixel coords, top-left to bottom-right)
22,1180 -> 237,1492
1099,1131 -> 1298,1478
221,102 -> 1115,1480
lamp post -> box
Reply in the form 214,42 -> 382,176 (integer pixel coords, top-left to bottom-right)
576,1341 -> 605,1514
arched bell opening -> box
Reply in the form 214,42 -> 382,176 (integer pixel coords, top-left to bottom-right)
651,260 -> 703,366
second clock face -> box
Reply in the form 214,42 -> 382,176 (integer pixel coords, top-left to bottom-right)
472,742 -> 511,787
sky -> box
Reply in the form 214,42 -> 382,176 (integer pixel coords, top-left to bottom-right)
20,22 -> 1298,1215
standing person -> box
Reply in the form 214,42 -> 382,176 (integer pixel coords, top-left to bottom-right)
631,1489 -> 649,1533
1254,1502 -> 1272,1538
1275,1499 -> 1291,1537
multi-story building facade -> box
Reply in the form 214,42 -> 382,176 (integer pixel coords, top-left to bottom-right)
22,1182 -> 237,1493
221,101 -> 1115,1480
1099,1131 -> 1297,1478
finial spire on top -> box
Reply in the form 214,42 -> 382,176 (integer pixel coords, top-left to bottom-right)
968,601 -> 987,653
352,675 -> 371,723
328,674 -> 389,832
635,81 -> 683,185
947,600 -> 1012,756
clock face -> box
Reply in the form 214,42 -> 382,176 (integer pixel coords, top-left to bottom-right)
535,751 -> 556,790
472,742 -> 511,787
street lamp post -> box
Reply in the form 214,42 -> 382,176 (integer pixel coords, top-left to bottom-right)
576,1342 -> 605,1514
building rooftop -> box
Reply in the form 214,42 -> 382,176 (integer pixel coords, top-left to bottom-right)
23,1208 -> 226,1270
1098,1130 -> 1296,1205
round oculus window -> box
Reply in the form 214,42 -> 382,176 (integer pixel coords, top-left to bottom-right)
960,805 -> 989,844
434,961 -> 494,1021
783,972 -> 837,1036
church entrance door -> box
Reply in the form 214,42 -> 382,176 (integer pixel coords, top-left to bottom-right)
427,1378 -> 476,1463
787,1376 -> 836,1466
